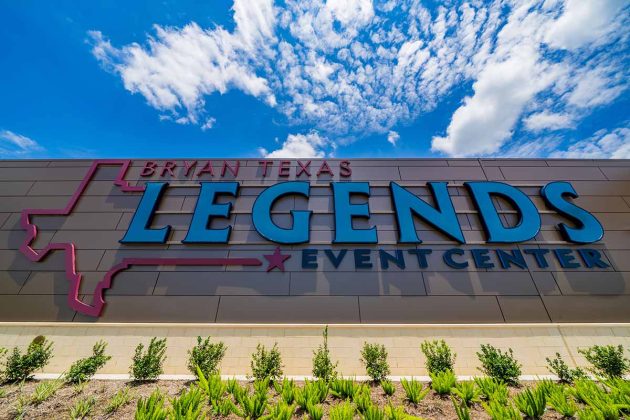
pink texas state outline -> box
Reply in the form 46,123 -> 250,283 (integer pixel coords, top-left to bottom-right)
19,160 -> 263,317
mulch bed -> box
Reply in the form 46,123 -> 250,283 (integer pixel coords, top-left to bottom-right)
0,379 -> 569,419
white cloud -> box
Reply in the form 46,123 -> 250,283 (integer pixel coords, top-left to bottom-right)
524,111 -> 573,132
89,0 -> 276,123
0,130 -> 43,157
201,117 -> 216,131
259,131 -> 330,158
90,0 -> 629,155
495,136 -> 562,158
387,130 -> 399,146
544,0 -> 627,50
551,127 -> 630,159
566,66 -> 626,109
326,0 -> 374,28
431,45 -> 557,156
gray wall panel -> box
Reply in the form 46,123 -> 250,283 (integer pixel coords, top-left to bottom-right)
0,158 -> 627,323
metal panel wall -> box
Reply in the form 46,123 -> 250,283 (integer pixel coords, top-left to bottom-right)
0,158 -> 628,323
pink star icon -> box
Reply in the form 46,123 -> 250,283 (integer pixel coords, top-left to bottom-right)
263,247 -> 291,272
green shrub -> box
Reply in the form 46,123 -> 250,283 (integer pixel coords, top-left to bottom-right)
31,379 -> 63,405
451,381 -> 480,406
384,402 -> 408,420
430,370 -> 456,395
135,389 -> 167,420
579,344 -> 630,379
513,387 -> 546,419
264,400 -> 295,420
250,343 -> 283,382
306,379 -> 328,403
571,378 -> 629,419
474,377 -> 508,404
482,399 -> 521,420
169,385 -> 204,419
420,339 -> 456,375
105,387 -> 133,414
451,396 -> 471,420
214,399 -> 236,417
604,377 -> 630,407
381,379 -> 395,396
69,395 -> 96,420
546,352 -> 585,384
362,404 -> 386,420
187,336 -> 226,379
130,337 -> 167,381
360,342 -> 390,383
295,379 -> 328,409
476,344 -> 521,386
72,381 -> 88,396
329,400 -> 355,420
274,378 -> 296,404
4,336 -> 54,382
312,326 -> 338,382
306,400 -> 324,420
65,340 -> 111,384
293,386 -> 311,410
253,377 -> 271,396
234,388 -> 268,419
571,378 -> 601,404
196,367 -> 227,406
547,385 -> 578,418
228,377 -> 247,402
576,407 -> 607,420
13,395 -> 28,419
353,384 -> 373,414
330,377 -> 360,400
536,378 -> 556,398
401,378 -> 429,404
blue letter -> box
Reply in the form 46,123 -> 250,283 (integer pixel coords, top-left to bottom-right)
465,181 -> 540,243
302,249 -> 318,269
252,182 -> 311,244
183,182 -> 238,243
540,181 -> 604,243
332,182 -> 377,243
443,248 -> 468,269
120,182 -> 170,243
390,182 -> 464,243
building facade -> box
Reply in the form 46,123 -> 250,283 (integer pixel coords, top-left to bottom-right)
0,158 -> 628,376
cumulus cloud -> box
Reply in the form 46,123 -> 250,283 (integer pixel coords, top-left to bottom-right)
387,130 -> 400,146
432,45 -> 556,156
551,127 -> 630,159
259,131 -> 331,158
431,0 -> 628,156
90,0 -> 629,156
524,111 -> 574,132
0,130 -> 43,157
544,0 -> 627,50
88,0 -> 277,123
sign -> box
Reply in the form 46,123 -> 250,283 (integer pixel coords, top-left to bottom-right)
13,159 -> 626,322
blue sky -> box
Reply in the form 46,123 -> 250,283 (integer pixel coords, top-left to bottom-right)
0,0 -> 628,159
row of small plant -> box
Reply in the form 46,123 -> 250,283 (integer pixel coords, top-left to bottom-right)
10,366 -> 630,419
1,328 -> 629,418
133,348 -> 630,420
0,335 -> 216,383
2,328 -> 628,384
